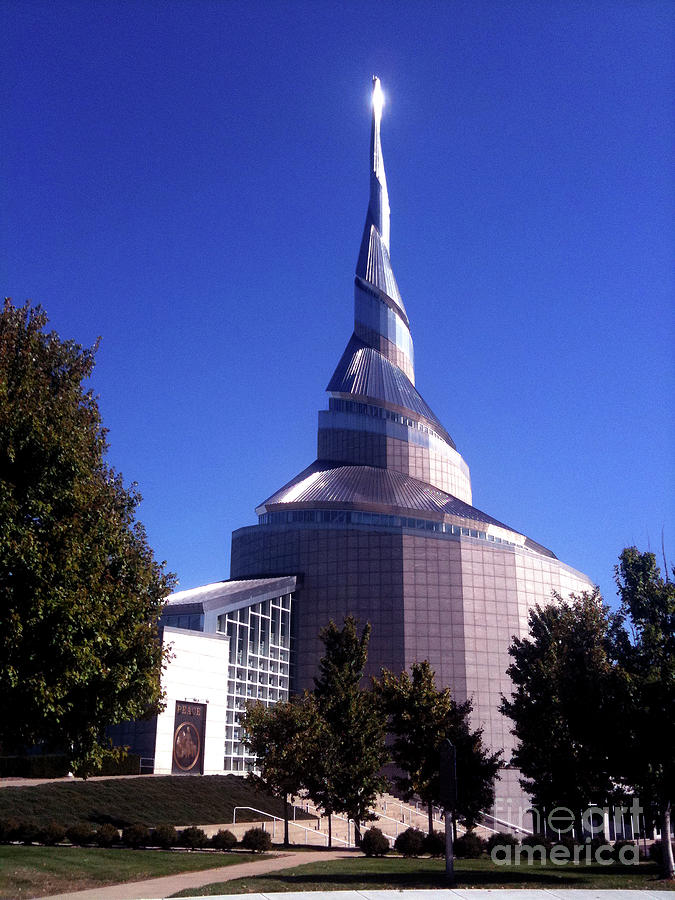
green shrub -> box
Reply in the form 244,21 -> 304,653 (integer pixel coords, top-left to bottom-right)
394,827 -> 426,857
550,834 -> 578,854
179,826 -> 207,849
486,831 -> 519,854
423,829 -> 446,857
66,823 -> 96,846
521,832 -> 552,852
152,824 -> 178,849
95,823 -> 119,847
0,818 -> 20,843
95,754 -> 141,776
361,826 -> 389,856
38,822 -> 66,846
649,839 -> 675,866
122,823 -> 151,848
211,828 -> 237,851
587,835 -> 612,855
453,830 -> 486,858
0,755 -> 70,778
613,839 -> 638,862
241,827 -> 272,852
16,821 -> 40,845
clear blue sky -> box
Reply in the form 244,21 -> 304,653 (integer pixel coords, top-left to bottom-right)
2,0 -> 673,607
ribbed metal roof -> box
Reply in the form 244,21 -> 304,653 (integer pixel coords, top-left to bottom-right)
327,335 -> 452,444
259,461 -> 522,534
356,224 -> 407,318
165,576 -> 297,614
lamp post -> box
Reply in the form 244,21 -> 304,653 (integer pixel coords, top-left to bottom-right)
440,738 -> 457,883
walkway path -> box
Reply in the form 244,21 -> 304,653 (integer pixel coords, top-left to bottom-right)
36,848 -> 361,900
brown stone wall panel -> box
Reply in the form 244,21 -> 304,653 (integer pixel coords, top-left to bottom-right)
231,524 -> 407,691
231,522 -> 594,823
316,426 -> 471,501
400,533 -> 466,701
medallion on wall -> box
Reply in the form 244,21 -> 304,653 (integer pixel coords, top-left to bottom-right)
172,701 -> 206,774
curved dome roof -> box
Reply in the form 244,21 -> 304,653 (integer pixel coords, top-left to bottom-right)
259,460 -> 518,532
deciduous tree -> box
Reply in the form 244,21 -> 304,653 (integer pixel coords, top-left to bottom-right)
242,696 -> 320,846
376,660 -> 502,834
0,300 -> 174,775
614,547 -> 674,879
500,590 -> 621,831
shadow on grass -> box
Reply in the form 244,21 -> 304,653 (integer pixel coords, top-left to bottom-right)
260,861 -> 670,890
259,868 -> 565,888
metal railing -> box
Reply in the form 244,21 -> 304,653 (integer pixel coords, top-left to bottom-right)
479,811 -> 533,835
375,795 -> 444,831
232,806 -> 350,846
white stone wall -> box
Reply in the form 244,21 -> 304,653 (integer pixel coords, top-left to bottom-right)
154,627 -> 228,775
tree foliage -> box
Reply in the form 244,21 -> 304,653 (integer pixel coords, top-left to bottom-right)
0,300 -> 174,774
310,616 -> 389,844
376,659 -> 502,831
614,547 -> 675,879
500,590 -> 621,816
242,696 -> 320,846
502,553 -> 674,879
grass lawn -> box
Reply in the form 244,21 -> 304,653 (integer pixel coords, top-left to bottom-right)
0,845 -> 261,900
0,774 -> 315,828
171,854 -> 675,896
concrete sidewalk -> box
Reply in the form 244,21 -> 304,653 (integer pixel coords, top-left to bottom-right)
36,848 -> 361,900
174,892 -> 675,900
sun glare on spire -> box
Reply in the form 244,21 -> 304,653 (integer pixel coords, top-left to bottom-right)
372,77 -> 385,120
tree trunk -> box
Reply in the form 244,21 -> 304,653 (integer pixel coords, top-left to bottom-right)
283,792 -> 289,847
452,811 -> 457,843
660,800 -> 674,880
354,819 -> 362,846
327,812 -> 332,848
428,800 -> 434,835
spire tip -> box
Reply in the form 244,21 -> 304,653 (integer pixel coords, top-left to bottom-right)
372,76 -> 385,120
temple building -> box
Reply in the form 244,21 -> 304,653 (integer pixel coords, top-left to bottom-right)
126,78 -> 593,821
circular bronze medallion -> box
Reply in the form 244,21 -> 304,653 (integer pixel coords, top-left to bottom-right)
173,721 -> 201,771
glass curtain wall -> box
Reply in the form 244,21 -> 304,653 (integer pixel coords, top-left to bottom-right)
217,593 -> 292,772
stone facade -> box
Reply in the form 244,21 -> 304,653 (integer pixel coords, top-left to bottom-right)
230,523 -> 591,817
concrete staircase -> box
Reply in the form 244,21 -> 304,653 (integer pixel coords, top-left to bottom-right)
196,791 -> 497,848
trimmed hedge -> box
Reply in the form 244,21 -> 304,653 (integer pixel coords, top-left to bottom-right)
453,831 -> 486,858
0,818 -> 20,843
96,754 -> 141,776
649,839 -> 675,867
66,823 -> 97,846
211,828 -> 237,851
95,823 -> 120,847
241,827 -> 272,852
0,753 -> 141,778
521,832 -> 552,852
0,755 -> 70,779
122,823 -> 151,848
394,827 -> 426,857
15,821 -> 40,845
486,831 -> 519,853
613,839 -> 638,862
38,822 -> 66,846
179,826 -> 208,849
361,826 -> 389,856
152,824 -> 178,849
549,835 -> 577,854
423,829 -> 446,857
